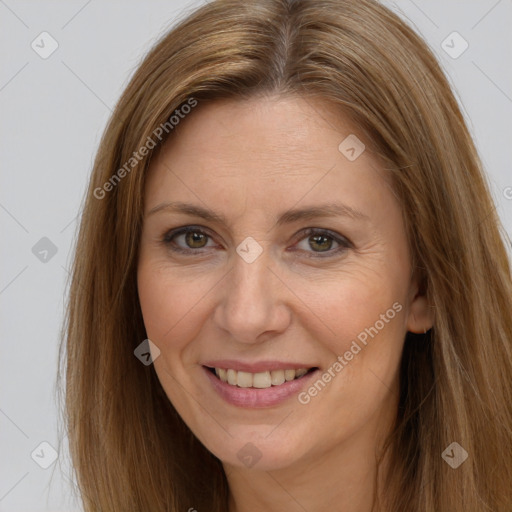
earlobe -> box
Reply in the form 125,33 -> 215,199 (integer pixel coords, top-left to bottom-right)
406,293 -> 434,334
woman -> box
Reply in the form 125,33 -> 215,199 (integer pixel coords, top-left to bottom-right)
59,0 -> 512,510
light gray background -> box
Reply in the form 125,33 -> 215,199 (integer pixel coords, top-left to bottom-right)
1,1 -> 511,510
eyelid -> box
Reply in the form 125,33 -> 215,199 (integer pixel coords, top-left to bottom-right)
161,225 -> 352,257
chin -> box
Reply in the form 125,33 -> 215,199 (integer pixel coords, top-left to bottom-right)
205,433 -> 304,471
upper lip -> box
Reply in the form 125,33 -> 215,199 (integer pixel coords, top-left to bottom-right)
203,360 -> 318,373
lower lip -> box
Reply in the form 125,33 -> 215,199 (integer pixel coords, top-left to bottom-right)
203,366 -> 319,408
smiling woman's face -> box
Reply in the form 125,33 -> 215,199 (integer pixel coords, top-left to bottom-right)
137,95 -> 431,471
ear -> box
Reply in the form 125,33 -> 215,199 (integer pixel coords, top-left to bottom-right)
406,272 -> 434,334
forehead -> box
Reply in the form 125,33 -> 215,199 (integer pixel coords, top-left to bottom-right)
144,95 -> 395,226
159,95 -> 361,168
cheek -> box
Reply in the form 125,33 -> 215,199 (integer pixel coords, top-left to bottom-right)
289,262 -> 406,358
292,274 -> 406,440
137,259 -> 219,361
137,262 -> 189,347
137,266 -> 172,338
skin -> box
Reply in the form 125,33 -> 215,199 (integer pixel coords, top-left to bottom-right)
137,95 -> 433,512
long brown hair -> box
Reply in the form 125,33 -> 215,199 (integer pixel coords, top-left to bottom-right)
58,0 -> 512,510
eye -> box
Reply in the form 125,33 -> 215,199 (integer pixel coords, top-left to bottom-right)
161,226 -> 352,258
162,226 -> 217,254
291,228 -> 351,258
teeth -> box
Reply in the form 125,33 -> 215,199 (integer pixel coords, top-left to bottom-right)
253,371 -> 271,388
214,367 -> 310,387
270,369 -> 285,385
227,369 -> 237,386
284,369 -> 296,381
237,371 -> 253,388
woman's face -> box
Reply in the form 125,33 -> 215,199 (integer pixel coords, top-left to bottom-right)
137,95 -> 431,471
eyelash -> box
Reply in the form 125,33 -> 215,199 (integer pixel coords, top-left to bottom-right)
161,225 -> 352,258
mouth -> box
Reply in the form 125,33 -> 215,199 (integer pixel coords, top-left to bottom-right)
201,359 -> 321,408
205,366 -> 319,388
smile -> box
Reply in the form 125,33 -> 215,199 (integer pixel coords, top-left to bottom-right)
209,367 -> 313,388
202,364 -> 320,408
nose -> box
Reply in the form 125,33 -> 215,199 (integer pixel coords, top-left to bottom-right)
212,245 -> 291,344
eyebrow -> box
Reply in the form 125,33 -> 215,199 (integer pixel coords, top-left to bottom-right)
147,201 -> 369,227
